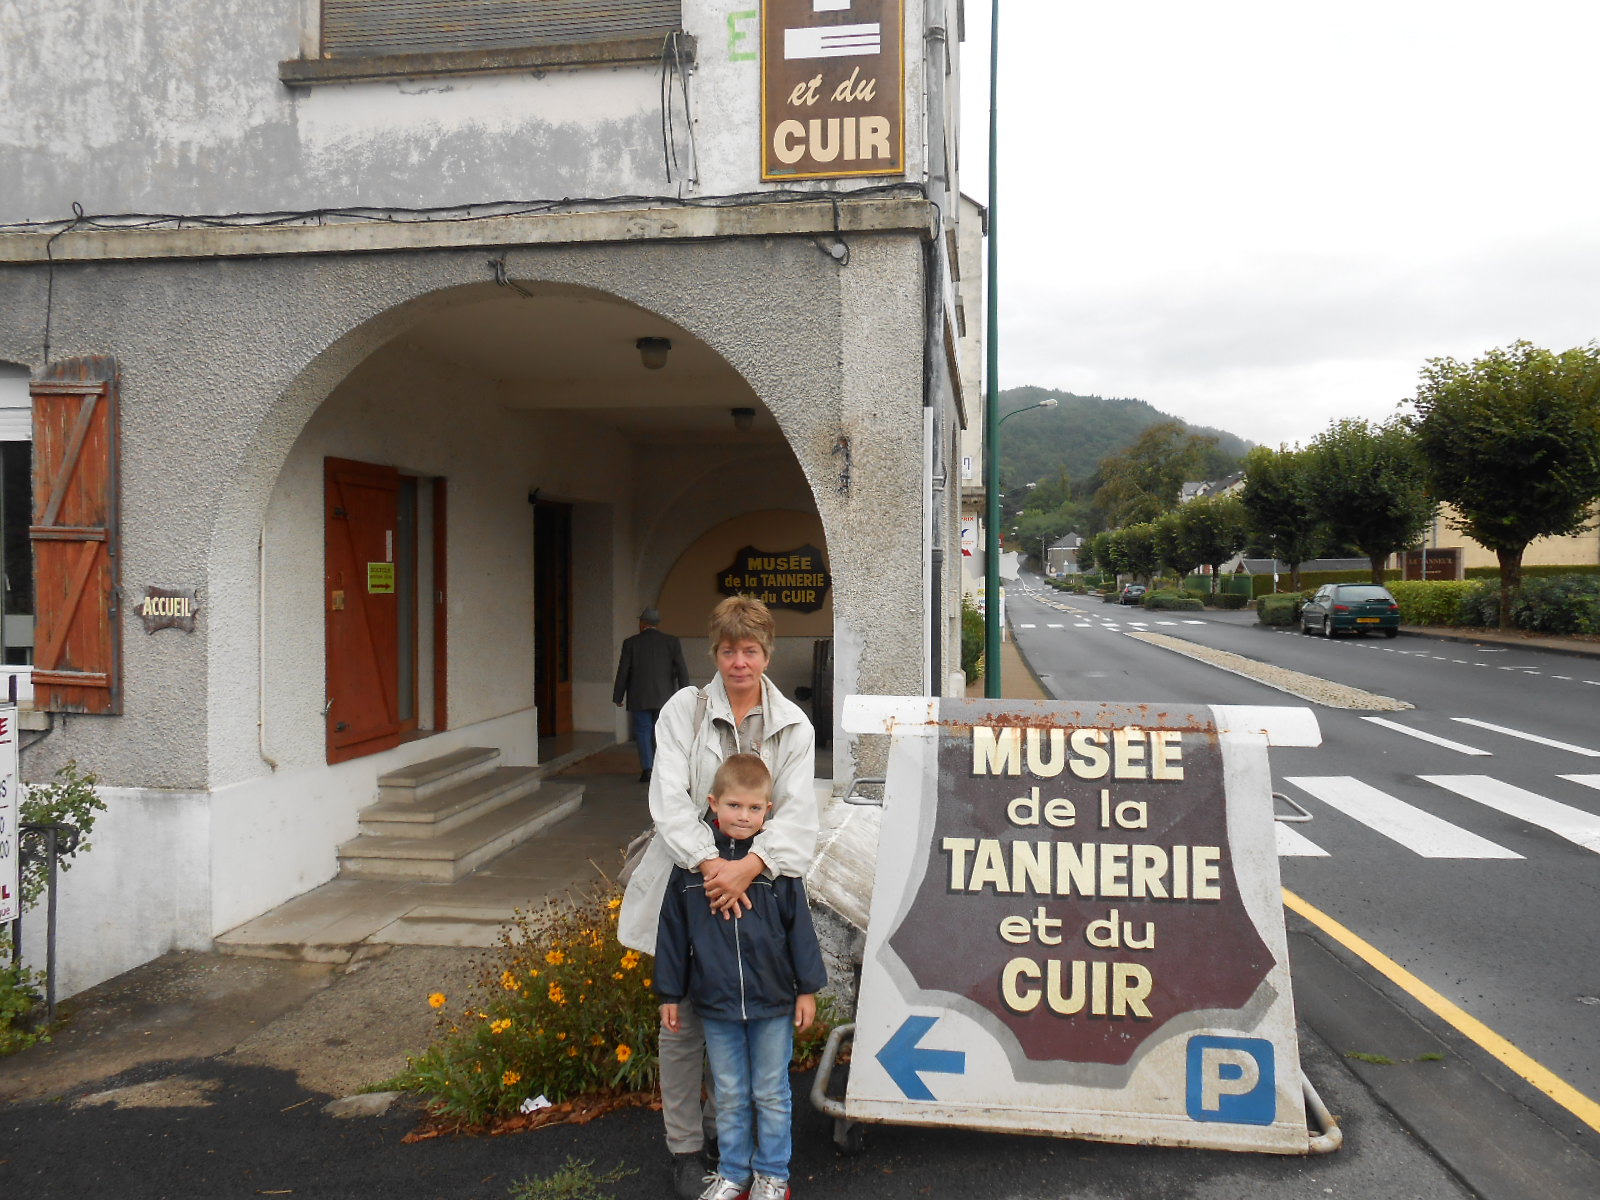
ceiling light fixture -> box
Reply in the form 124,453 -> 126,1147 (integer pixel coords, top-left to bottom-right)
731,407 -> 756,432
636,336 -> 672,369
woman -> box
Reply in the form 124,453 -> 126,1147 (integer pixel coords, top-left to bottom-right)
619,595 -> 818,1200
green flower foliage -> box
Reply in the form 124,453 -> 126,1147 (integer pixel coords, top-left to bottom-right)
395,888 -> 660,1125
2,760 -> 105,1055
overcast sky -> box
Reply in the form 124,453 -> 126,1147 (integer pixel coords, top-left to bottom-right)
957,1 -> 1600,450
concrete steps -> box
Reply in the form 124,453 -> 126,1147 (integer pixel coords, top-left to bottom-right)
335,746 -> 585,883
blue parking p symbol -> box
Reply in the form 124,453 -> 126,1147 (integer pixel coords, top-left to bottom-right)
1186,1036 -> 1275,1125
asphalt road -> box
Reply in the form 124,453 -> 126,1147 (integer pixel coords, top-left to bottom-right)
1003,577 -> 1600,1171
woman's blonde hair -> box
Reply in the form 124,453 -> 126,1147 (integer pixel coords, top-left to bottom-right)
708,595 -> 775,658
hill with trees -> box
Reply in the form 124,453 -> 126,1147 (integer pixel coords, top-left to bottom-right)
996,387 -> 1251,494
995,387 -> 1253,553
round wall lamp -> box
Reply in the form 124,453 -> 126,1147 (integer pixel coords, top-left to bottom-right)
731,407 -> 756,432
636,336 -> 672,369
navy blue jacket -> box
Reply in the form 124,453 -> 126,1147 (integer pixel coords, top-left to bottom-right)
654,815 -> 827,1022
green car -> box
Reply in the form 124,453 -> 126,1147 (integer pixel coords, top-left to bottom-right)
1300,583 -> 1401,638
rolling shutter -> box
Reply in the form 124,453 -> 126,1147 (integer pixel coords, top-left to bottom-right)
30,356 -> 121,715
322,1 -> 681,58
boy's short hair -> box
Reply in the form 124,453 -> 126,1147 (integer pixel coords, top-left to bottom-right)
710,753 -> 773,801
708,595 -> 775,658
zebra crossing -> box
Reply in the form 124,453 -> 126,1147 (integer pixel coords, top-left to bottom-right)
1276,716 -> 1600,859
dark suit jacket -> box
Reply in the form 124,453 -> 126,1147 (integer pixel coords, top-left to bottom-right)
613,627 -> 690,711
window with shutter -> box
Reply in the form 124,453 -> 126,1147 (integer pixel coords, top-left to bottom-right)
323,0 -> 682,57
29,356 -> 121,715
282,1 -> 687,85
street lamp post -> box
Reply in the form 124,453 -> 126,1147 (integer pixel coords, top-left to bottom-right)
983,397 -> 1057,696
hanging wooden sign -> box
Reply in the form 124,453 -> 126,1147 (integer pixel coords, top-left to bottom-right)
716,544 -> 831,613
762,0 -> 905,180
138,586 -> 199,634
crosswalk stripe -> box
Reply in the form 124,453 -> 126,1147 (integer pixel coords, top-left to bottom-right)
1563,775 -> 1600,792
1182,620 -> 1205,625
1421,775 -> 1600,854
1451,718 -> 1600,757
1018,623 -> 1036,629
1361,716 -> 1491,756
1283,776 -> 1522,858
1275,823 -> 1328,857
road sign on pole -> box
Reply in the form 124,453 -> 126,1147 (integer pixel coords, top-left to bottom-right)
840,696 -> 1322,1153
0,704 -> 19,923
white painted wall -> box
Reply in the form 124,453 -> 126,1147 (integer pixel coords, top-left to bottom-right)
2,1 -> 935,221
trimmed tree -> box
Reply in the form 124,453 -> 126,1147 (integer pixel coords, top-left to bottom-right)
1180,495 -> 1250,592
1154,511 -> 1201,584
1408,341 -> 1600,630
1116,523 -> 1161,585
1239,445 -> 1325,591
1303,418 -> 1434,585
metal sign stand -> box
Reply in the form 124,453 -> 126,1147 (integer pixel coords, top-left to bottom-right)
817,695 -> 1342,1156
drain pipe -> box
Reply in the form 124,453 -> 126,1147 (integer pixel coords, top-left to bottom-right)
258,526 -> 279,771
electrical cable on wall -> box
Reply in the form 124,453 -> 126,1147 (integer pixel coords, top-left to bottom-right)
0,184 -> 927,238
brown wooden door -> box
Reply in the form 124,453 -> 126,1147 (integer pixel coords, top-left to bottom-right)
534,499 -> 573,737
30,357 -> 121,714
326,458 -> 403,763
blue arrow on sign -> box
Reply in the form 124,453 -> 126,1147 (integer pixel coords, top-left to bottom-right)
876,1014 -> 967,1100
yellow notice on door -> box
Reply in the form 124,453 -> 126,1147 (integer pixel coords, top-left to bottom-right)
367,562 -> 395,594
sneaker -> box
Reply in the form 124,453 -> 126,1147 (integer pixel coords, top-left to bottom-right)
698,1176 -> 751,1200
750,1175 -> 790,1200
672,1152 -> 714,1200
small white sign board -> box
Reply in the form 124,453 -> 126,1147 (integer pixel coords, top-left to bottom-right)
0,704 -> 19,923
841,696 -> 1320,1154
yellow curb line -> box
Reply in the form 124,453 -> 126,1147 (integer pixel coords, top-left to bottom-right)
1283,887 -> 1600,1134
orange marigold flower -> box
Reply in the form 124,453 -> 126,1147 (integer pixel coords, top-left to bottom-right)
615,1044 -> 633,1063
607,897 -> 622,911
546,949 -> 566,966
613,972 -> 625,981
567,1045 -> 579,1057
501,970 -> 519,991
428,992 -> 447,1009
548,982 -> 566,1005
621,950 -> 642,970
502,1070 -> 522,1088
557,1031 -> 567,1040
591,1034 -> 604,1046
490,1018 -> 511,1035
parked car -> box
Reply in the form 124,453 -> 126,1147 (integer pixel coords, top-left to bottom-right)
1119,584 -> 1148,606
1300,583 -> 1401,637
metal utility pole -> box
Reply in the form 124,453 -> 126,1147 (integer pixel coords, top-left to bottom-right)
983,0 -> 1002,697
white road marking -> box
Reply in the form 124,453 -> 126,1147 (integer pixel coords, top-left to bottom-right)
1047,624 -> 1064,629
1074,623 -> 1092,628
1018,624 -> 1036,629
1283,776 -> 1521,858
1421,775 -> 1600,854
1183,620 -> 1206,625
1560,775 -> 1600,793
1361,717 -> 1491,756
1157,620 -> 1179,626
1451,718 -> 1600,757
1275,823 -> 1329,857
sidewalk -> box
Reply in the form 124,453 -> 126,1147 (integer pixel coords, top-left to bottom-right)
1400,623 -> 1600,657
0,651 -> 1583,1199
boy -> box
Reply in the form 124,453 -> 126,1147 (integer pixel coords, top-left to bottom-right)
655,754 -> 827,1200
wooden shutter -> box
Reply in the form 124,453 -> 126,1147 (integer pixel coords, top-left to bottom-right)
30,356 -> 121,714
322,0 -> 681,58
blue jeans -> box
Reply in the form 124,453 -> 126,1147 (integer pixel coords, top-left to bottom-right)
631,709 -> 660,770
701,1014 -> 794,1184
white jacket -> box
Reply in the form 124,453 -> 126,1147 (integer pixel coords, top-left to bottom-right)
617,672 -> 818,955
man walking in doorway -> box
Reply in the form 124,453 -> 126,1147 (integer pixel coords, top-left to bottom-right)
614,608 -> 690,783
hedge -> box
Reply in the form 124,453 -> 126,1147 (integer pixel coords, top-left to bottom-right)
1383,576 -> 1600,634
1464,563 -> 1600,580
1143,590 -> 1205,611
1255,594 -> 1301,626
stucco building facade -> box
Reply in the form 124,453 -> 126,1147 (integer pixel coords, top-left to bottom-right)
0,1 -> 980,995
